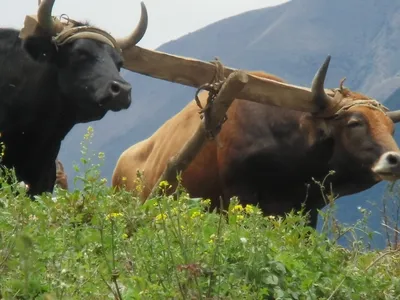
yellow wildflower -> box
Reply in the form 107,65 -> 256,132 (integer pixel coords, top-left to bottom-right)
105,212 -> 123,220
159,180 -> 170,188
231,204 -> 244,213
208,233 -> 216,244
122,233 -> 128,239
208,234 -> 217,244
191,211 -> 204,219
244,204 -> 255,214
135,185 -> 143,193
155,213 -> 167,222
237,215 -> 244,222
201,199 -> 211,206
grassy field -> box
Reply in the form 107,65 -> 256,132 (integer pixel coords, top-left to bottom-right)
0,128 -> 399,299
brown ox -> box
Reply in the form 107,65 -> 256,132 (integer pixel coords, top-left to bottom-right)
55,159 -> 68,190
112,57 -> 400,228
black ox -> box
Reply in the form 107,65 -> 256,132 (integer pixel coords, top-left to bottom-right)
0,0 -> 148,197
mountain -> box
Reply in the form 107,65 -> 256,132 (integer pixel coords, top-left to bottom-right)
58,0 -> 400,248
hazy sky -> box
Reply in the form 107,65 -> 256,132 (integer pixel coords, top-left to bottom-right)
1,0 -> 288,49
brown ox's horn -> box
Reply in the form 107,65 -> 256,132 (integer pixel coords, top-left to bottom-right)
311,55 -> 336,112
116,2 -> 148,50
37,0 -> 58,35
387,111 -> 400,123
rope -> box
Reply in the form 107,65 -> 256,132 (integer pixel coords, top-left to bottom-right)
334,99 -> 389,116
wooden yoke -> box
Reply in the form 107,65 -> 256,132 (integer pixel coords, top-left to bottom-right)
122,46 -> 334,114
147,66 -> 249,199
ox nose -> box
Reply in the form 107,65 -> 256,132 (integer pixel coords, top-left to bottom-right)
372,151 -> 400,181
108,80 -> 132,110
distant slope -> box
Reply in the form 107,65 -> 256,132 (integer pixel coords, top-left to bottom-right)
57,0 -> 400,248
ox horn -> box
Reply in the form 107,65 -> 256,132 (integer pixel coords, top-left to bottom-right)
55,159 -> 64,172
116,2 -> 148,50
311,55 -> 336,112
37,0 -> 60,35
387,111 -> 400,123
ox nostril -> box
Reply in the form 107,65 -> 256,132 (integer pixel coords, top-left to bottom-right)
110,81 -> 121,95
373,152 -> 400,179
386,154 -> 399,166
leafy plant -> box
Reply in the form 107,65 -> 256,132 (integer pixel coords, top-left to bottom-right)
0,127 -> 399,299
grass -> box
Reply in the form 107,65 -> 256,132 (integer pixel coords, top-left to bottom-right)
0,127 -> 399,299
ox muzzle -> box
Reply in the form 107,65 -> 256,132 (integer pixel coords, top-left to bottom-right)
372,151 -> 400,181
100,80 -> 132,111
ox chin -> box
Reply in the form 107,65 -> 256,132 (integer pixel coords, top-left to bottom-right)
109,105 -> 128,112
372,171 -> 399,182
98,96 -> 131,112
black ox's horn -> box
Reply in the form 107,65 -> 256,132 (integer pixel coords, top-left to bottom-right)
115,2 -> 149,49
37,0 -> 148,48
37,0 -> 59,35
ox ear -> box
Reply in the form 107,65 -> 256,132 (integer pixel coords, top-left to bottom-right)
314,119 -> 334,139
22,35 -> 57,63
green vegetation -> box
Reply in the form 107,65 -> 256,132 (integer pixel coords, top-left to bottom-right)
0,127 -> 399,300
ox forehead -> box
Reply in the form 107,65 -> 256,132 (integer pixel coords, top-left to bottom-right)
306,90 -> 400,183
330,100 -> 399,174
0,0 -> 149,198
345,105 -> 400,181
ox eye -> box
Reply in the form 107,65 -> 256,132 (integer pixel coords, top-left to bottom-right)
75,50 -> 92,61
347,117 -> 363,128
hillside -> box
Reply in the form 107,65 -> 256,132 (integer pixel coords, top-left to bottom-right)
57,0 -> 400,248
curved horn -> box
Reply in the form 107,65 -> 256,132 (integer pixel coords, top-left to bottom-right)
55,159 -> 64,172
387,111 -> 400,123
116,2 -> 148,50
311,55 -> 335,111
37,0 -> 57,35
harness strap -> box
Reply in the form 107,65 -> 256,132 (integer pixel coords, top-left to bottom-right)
53,26 -> 121,51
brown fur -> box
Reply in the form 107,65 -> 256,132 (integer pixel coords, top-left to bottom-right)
351,106 -> 396,150
112,71 -> 284,200
340,88 -> 371,100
